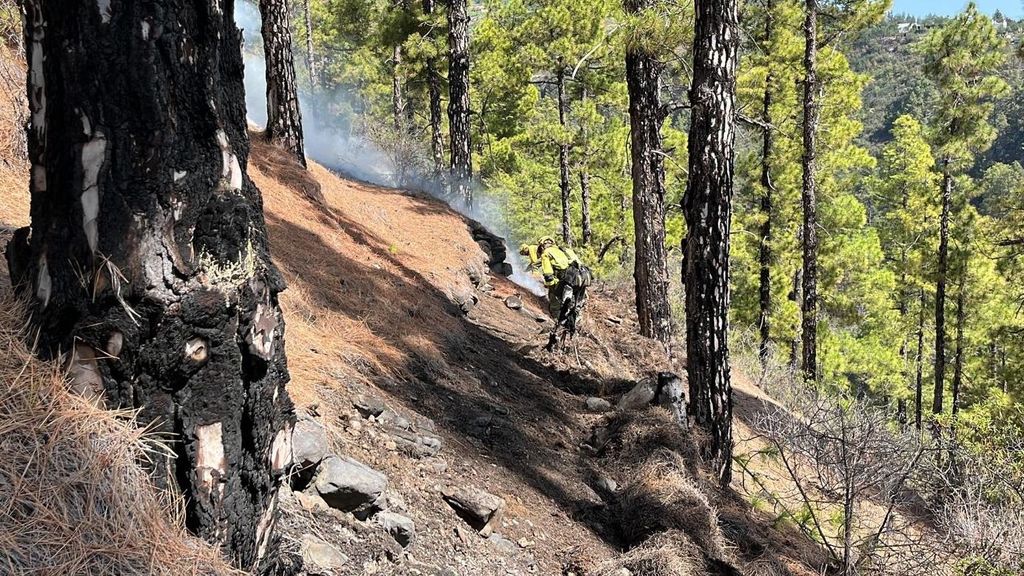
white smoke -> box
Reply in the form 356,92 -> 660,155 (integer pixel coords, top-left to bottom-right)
234,1 -> 545,296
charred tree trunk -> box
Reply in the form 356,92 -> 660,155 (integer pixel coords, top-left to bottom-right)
952,270 -> 966,420
424,0 -> 445,179
447,0 -> 473,206
580,169 -> 592,245
556,65 -> 572,245
684,0 -> 739,487
261,0 -> 306,167
625,0 -> 672,343
916,288 -> 925,431
934,161 -> 951,414
800,0 -> 819,383
303,0 -> 317,90
789,257 -> 802,368
392,43 -> 404,131
758,0 -> 776,370
12,1 -> 294,569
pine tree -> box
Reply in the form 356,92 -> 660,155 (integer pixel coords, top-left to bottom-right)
447,0 -> 473,205
261,0 -> 307,166
919,2 -> 1008,415
685,0 -> 739,486
9,1 -> 294,568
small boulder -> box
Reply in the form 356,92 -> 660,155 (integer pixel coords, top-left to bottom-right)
313,455 -> 388,519
442,485 -> 505,536
654,372 -> 687,427
390,427 -> 443,458
585,397 -> 612,413
616,377 -> 658,411
300,534 -> 349,575
504,295 -> 523,310
453,290 -> 479,314
291,417 -> 330,488
353,394 -> 387,419
486,533 -> 519,555
378,511 -> 416,547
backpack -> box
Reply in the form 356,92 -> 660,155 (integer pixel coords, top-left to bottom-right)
560,261 -> 592,289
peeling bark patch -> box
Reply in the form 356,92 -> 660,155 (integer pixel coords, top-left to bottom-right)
196,423 -> 226,499
36,255 -> 50,307
185,337 -> 209,363
69,344 -> 105,407
106,331 -> 123,357
254,491 -> 278,564
27,9 -> 46,145
96,0 -> 112,22
32,165 -> 46,194
215,130 -> 242,192
270,424 -> 293,472
248,302 -> 277,359
81,132 -> 107,253
173,170 -> 187,182
141,21 -> 151,40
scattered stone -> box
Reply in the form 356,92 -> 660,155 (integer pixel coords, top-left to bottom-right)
654,372 -> 688,427
486,533 -> 519,554
378,409 -> 412,431
378,512 -> 416,547
353,394 -> 387,419
291,417 -> 330,489
294,489 -> 331,513
595,476 -> 618,494
442,486 -> 506,536
300,534 -> 349,575
616,377 -> 658,411
479,283 -> 495,293
585,397 -> 612,413
517,537 -> 535,548
491,262 -> 513,277
389,427 -> 443,458
453,290 -> 479,314
606,316 -> 623,325
609,569 -> 632,576
504,295 -> 523,310
313,455 -> 388,519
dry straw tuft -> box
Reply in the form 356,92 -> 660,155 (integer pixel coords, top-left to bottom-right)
0,291 -> 237,576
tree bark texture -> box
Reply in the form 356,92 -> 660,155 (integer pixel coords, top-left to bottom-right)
556,65 -> 572,246
260,0 -> 306,167
392,42 -> 404,131
423,0 -> 445,179
952,271 -> 966,420
758,0 -> 775,370
303,0 -> 316,90
625,0 -> 672,344
447,0 -> 472,205
916,288 -> 925,430
684,0 -> 739,487
934,161 -> 951,414
580,169 -> 592,245
801,0 -> 820,383
789,263 -> 802,367
12,1 -> 294,569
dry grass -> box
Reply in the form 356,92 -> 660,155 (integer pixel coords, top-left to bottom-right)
592,531 -> 701,576
0,42 -> 28,229
0,292 -> 237,576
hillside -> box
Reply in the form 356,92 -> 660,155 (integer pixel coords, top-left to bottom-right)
0,85 -> 822,575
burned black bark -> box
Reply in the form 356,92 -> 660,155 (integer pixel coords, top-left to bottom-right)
758,0 -> 776,370
556,65 -> 572,246
684,0 -> 739,487
625,0 -> 671,344
423,0 -> 445,179
260,0 -> 307,167
12,1 -> 294,569
801,0 -> 820,383
447,0 -> 472,205
934,161 -> 951,414
393,43 -> 404,131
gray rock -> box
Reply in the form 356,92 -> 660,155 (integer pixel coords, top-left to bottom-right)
486,533 -> 519,555
291,418 -> 330,489
654,372 -> 688,427
353,394 -> 387,419
491,262 -> 513,277
300,534 -> 348,575
378,511 -> 416,547
585,397 -> 612,412
616,377 -> 658,411
313,455 -> 388,519
378,409 -> 412,430
504,295 -> 523,310
442,485 -> 505,536
595,476 -> 618,493
454,290 -> 478,314
389,428 -> 443,458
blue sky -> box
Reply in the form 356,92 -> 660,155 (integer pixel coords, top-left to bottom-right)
891,0 -> 1023,18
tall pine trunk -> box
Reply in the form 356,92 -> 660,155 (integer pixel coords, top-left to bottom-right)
685,0 -> 739,487
392,43 -> 404,130
800,0 -> 820,382
916,288 -> 925,430
625,0 -> 672,343
11,1 -> 294,568
303,0 -> 317,90
580,170 -> 592,245
952,270 -> 966,420
447,0 -> 473,206
424,0 -> 445,179
261,0 -> 306,166
934,160 -> 951,414
758,0 -> 776,370
556,66 -> 572,245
